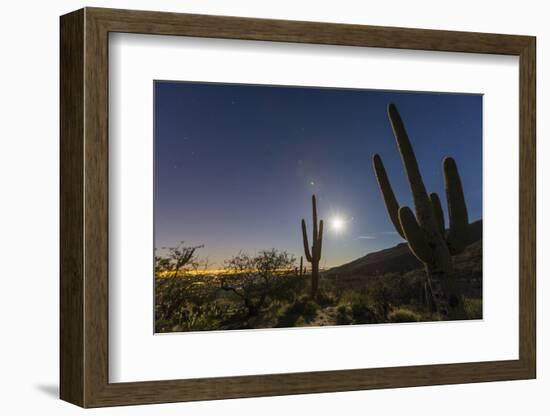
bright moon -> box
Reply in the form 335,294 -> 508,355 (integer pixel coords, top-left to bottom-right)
331,217 -> 345,231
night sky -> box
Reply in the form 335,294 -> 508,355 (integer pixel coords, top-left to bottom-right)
154,81 -> 482,269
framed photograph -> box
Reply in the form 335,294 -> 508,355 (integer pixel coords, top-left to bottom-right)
60,7 -> 536,408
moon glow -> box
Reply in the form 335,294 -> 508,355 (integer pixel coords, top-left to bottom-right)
330,217 -> 345,232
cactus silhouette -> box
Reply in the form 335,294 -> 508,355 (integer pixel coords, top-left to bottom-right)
301,195 -> 324,298
373,103 -> 469,317
299,256 -> 304,277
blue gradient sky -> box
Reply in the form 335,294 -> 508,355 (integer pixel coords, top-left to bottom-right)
154,81 -> 482,269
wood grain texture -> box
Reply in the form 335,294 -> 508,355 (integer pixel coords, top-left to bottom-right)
59,7 -> 537,408
83,10 -> 110,406
59,8 -> 84,406
518,38 -> 536,375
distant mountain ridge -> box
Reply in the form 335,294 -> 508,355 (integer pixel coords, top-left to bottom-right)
325,219 -> 482,278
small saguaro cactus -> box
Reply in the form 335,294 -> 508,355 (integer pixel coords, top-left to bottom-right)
373,103 -> 469,318
299,256 -> 304,277
301,195 -> 324,298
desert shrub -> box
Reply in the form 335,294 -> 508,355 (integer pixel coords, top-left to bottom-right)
295,299 -> 318,319
155,277 -> 194,330
338,289 -> 360,305
155,242 -> 204,278
220,249 -> 296,320
276,298 -> 318,327
370,272 -> 424,306
315,279 -> 337,307
463,297 -> 483,320
270,274 -> 307,304
339,289 -> 377,324
169,303 -> 226,332
471,262 -> 482,276
388,308 -> 421,323
336,305 -> 352,325
155,274 -> 226,332
316,289 -> 336,307
155,243 -> 227,332
368,279 -> 392,320
336,288 -> 379,324
351,300 -> 377,324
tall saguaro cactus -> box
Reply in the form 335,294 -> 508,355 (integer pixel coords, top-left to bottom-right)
302,195 -> 324,298
373,103 -> 469,317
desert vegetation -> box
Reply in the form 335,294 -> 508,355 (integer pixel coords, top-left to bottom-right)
155,225 -> 482,333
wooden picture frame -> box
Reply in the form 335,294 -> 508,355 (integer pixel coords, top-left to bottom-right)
60,7 -> 536,408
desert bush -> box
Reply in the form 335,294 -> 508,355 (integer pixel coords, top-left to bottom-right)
166,303 -> 226,332
376,273 -> 424,304
368,279 -> 392,320
155,243 -> 216,332
276,297 -> 318,327
388,308 -> 421,323
269,274 -> 307,304
351,299 -> 377,324
316,287 -> 336,307
155,277 -> 193,328
220,249 -> 296,321
463,297 -> 482,320
155,242 -> 204,278
336,305 -> 352,325
155,273 -> 225,332
338,289 -> 378,324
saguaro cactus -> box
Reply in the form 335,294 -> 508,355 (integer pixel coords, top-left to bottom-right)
299,256 -> 304,277
302,195 -> 324,298
373,103 -> 469,317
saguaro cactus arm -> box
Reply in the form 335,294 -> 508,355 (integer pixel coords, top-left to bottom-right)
315,220 -> 324,259
301,195 -> 323,263
373,154 -> 405,239
398,207 -> 435,264
443,157 -> 469,255
312,195 -> 319,242
387,103 -> 433,227
301,219 -> 312,262
430,192 -> 445,238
